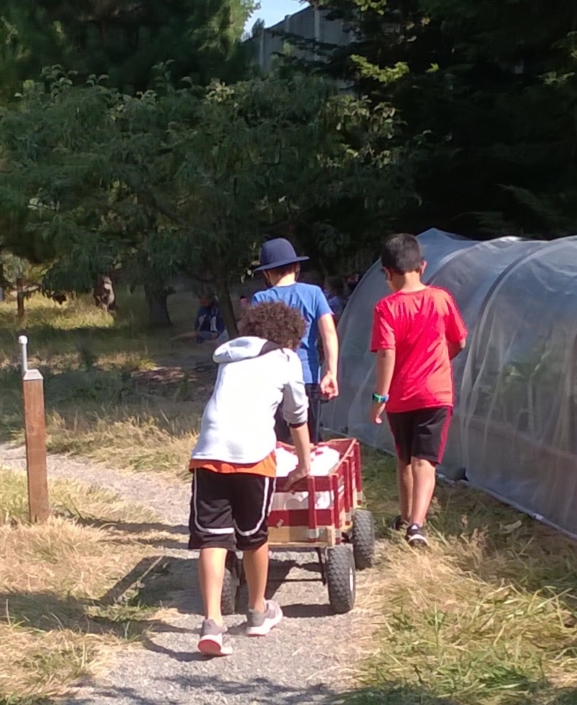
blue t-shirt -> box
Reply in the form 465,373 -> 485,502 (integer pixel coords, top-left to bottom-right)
252,282 -> 332,384
327,295 -> 346,318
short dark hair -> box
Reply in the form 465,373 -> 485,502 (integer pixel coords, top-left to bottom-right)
265,263 -> 300,278
380,233 -> 423,274
238,302 -> 305,350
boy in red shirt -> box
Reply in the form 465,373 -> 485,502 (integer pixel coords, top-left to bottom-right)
370,233 -> 467,546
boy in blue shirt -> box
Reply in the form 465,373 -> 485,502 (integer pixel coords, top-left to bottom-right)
253,238 -> 339,443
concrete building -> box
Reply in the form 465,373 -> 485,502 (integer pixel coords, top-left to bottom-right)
253,5 -> 354,74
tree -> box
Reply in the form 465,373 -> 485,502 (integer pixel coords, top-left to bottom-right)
0,68 -> 413,329
0,0 -> 256,101
306,0 -> 577,238
0,1 -> 260,302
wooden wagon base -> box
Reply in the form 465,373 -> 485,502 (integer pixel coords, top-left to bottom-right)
220,438 -> 375,616
267,524 -> 349,548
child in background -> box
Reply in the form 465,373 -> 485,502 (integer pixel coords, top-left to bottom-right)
194,295 -> 225,343
346,272 -> 360,297
325,276 -> 347,324
253,238 -> 339,444
370,233 -> 467,547
189,301 -> 311,656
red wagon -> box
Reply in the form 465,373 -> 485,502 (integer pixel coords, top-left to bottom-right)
221,438 -> 375,615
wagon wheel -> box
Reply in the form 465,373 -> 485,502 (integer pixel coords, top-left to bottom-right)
326,545 -> 356,614
352,509 -> 376,571
221,551 -> 241,615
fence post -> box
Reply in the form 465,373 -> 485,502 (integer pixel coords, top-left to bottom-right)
16,277 -> 24,319
19,335 -> 49,523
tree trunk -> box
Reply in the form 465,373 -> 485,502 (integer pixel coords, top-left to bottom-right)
144,281 -> 172,327
16,277 -> 24,319
214,269 -> 238,338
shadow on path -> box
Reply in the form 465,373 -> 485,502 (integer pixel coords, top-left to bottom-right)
66,675 -> 337,705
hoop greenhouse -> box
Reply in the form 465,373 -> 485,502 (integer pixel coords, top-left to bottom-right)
323,228 -> 577,538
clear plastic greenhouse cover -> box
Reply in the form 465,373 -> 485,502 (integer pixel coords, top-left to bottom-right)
323,228 -> 577,538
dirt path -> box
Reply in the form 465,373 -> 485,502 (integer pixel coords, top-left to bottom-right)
0,442 -> 375,705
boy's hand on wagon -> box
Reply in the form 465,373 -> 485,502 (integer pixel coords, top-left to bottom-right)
283,465 -> 311,492
370,402 -> 386,425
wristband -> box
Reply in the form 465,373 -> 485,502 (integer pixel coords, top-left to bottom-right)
372,392 -> 389,404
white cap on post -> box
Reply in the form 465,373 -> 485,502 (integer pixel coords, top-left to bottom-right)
18,335 -> 29,374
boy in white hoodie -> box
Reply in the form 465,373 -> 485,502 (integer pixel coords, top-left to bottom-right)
189,301 -> 311,657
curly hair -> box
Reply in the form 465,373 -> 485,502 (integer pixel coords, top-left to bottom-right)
238,301 -> 305,350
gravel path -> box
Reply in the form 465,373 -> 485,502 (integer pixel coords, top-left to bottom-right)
0,442 -> 373,705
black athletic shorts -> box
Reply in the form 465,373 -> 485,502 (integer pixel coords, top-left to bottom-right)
275,383 -> 321,445
387,406 -> 452,465
188,469 -> 276,552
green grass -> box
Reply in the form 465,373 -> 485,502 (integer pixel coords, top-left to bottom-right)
0,291 -> 206,701
342,448 -> 577,705
0,289 -> 211,475
0,468 -> 177,705
3,289 -> 577,705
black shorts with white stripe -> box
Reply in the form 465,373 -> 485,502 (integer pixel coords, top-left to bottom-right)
188,469 -> 276,552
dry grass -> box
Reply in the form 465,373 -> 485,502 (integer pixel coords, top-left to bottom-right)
44,405 -> 200,474
5,291 -> 577,705
342,448 -> 577,705
0,469 -> 177,705
0,292 -> 205,701
0,290 -> 211,476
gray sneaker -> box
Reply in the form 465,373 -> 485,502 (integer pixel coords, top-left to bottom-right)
405,523 -> 428,547
246,600 -> 283,637
198,619 -> 233,656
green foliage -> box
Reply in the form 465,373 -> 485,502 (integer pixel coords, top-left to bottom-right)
0,0 -> 256,100
0,67 -> 413,329
350,57 -> 410,85
310,0 -> 577,237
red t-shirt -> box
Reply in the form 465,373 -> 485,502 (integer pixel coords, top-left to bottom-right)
370,286 -> 467,413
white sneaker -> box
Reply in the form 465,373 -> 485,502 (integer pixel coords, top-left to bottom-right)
198,619 -> 233,656
245,600 -> 283,637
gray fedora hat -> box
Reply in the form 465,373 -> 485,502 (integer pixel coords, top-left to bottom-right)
255,238 -> 309,272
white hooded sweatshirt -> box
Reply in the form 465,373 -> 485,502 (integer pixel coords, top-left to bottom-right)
191,337 -> 309,465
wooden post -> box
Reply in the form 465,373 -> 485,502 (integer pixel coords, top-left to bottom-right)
19,336 -> 49,522
16,277 -> 24,319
